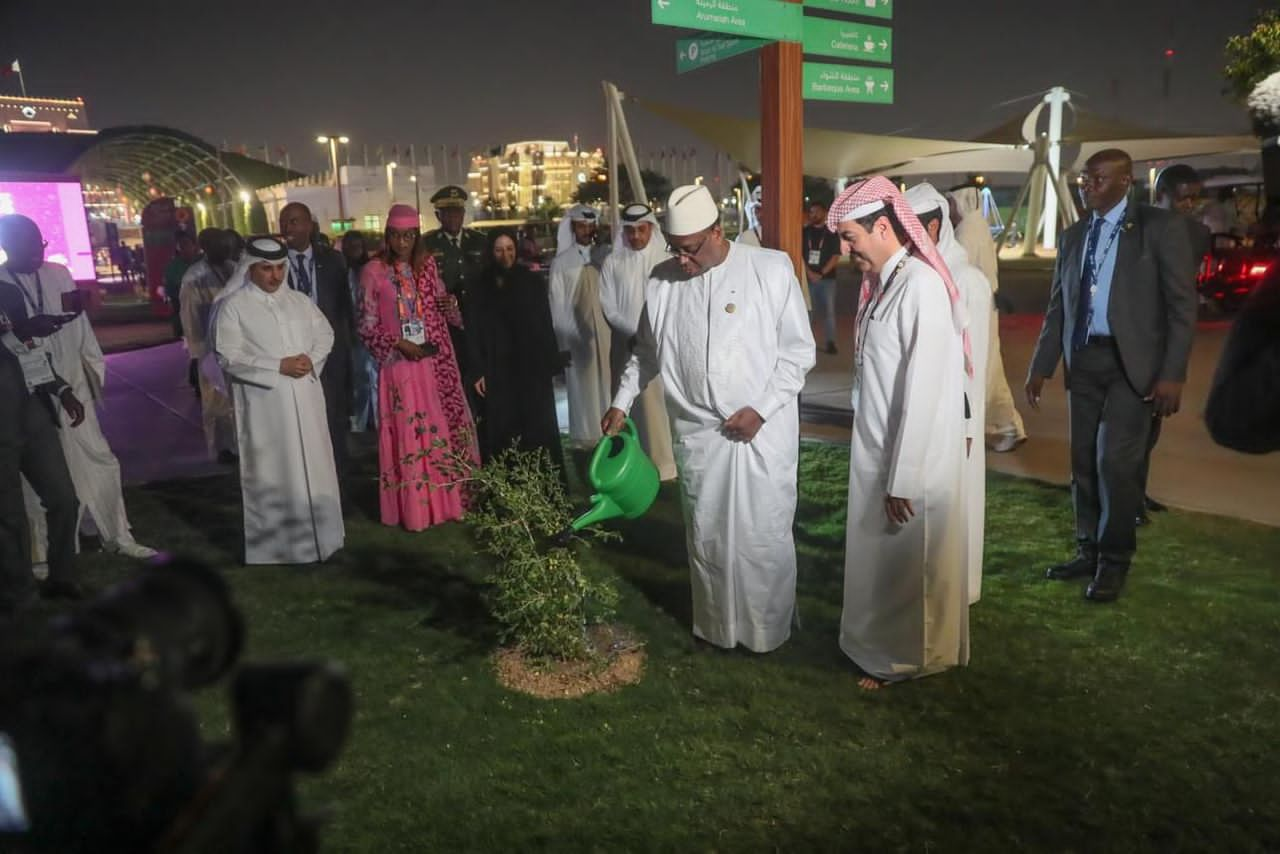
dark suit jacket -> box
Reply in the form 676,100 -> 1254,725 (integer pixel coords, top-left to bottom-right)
1029,201 -> 1197,396
305,246 -> 354,419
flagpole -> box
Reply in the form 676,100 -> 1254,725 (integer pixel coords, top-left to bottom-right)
15,61 -> 26,98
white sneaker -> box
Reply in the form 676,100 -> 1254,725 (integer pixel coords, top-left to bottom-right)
32,562 -> 49,581
989,434 -> 1026,453
109,541 -> 159,560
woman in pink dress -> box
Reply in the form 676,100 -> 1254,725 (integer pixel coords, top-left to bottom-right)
358,204 -> 478,530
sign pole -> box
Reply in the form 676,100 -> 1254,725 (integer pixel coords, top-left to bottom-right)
759,0 -> 809,307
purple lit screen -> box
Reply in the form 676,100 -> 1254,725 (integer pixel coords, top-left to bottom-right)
0,181 -> 95,281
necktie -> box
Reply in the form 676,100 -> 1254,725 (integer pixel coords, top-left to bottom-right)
293,254 -> 313,296
1072,217 -> 1105,351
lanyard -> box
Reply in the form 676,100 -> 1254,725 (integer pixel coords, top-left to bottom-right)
854,257 -> 907,370
805,228 -> 826,255
0,268 -> 43,314
389,262 -> 422,323
1085,215 -> 1123,280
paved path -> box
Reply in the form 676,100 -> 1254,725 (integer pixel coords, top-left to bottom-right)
799,313 -> 1280,528
97,342 -> 227,485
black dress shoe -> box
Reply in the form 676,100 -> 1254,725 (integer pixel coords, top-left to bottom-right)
39,579 -> 86,601
1085,565 -> 1128,603
1135,513 -> 1150,527
1046,552 -> 1097,581
1144,495 -> 1167,513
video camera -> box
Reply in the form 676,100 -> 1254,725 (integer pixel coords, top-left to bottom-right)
0,559 -> 352,853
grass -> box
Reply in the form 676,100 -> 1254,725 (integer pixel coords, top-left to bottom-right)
65,441 -> 1280,852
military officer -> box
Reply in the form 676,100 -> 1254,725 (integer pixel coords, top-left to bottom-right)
421,184 -> 487,424
422,185 -> 487,298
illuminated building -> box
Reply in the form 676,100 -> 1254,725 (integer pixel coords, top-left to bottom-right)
0,95 -> 92,133
467,141 -> 604,216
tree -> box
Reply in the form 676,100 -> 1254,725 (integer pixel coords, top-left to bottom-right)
573,163 -> 672,206
1225,10 -> 1280,103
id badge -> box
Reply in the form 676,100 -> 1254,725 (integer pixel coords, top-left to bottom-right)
2,334 -> 56,391
401,320 -> 426,345
807,250 -> 822,267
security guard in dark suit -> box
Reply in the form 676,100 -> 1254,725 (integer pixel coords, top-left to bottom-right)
422,185 -> 487,425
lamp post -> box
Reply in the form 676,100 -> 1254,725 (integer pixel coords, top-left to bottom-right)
410,173 -> 420,214
386,161 -> 398,206
316,135 -> 350,224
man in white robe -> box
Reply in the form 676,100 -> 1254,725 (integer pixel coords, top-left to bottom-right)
549,204 -> 612,447
181,228 -> 238,462
908,182 -> 992,605
829,176 -> 971,687
213,236 -> 343,565
8,248 -> 158,563
950,186 -> 1026,452
599,203 -> 677,481
604,185 -> 815,653
737,185 -> 763,247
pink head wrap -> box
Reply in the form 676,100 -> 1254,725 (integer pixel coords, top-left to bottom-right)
387,204 -> 420,229
827,176 -> 973,377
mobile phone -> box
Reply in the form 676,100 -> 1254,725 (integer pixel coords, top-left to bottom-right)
60,289 -> 85,315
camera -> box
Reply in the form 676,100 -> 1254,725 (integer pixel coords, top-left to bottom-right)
0,559 -> 352,853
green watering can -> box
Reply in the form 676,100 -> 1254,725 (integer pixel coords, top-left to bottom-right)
557,417 -> 660,543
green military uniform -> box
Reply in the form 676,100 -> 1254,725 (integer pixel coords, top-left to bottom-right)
422,185 -> 486,428
421,185 -> 487,299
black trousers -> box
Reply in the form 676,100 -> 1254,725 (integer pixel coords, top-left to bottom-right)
1068,339 -> 1153,566
1138,414 -> 1163,496
1,372 -> 79,605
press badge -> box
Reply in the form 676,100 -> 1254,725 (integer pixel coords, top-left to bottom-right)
401,320 -> 426,345
1,333 -> 56,391
807,250 -> 822,266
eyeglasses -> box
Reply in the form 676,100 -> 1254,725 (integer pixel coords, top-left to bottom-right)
666,234 -> 709,259
386,229 -> 417,242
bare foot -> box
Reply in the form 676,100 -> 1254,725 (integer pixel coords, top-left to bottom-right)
857,676 -> 886,692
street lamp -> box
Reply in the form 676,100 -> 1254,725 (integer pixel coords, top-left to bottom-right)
386,161 -> 398,205
316,134 -> 350,222
409,173 -> 420,213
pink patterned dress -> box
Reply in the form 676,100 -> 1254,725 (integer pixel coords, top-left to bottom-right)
358,256 -> 478,531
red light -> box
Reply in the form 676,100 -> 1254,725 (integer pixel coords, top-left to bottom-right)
1164,48 -> 1175,58
1248,263 -> 1271,278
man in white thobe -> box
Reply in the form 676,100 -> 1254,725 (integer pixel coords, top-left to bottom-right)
950,186 -> 1026,452
603,185 -> 815,653
213,237 -> 343,565
182,228 -> 238,462
829,177 -> 971,687
909,182 -> 992,605
737,185 -> 763,247
599,203 -> 677,481
6,241 -> 158,563
549,204 -> 612,447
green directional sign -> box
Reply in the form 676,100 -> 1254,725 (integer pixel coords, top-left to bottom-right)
802,62 -> 894,103
804,0 -> 893,19
677,36 -> 771,73
651,0 -> 803,43
802,16 -> 891,63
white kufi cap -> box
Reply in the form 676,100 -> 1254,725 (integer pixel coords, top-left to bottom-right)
664,184 -> 719,236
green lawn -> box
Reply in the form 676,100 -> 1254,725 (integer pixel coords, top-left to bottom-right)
71,442 -> 1280,852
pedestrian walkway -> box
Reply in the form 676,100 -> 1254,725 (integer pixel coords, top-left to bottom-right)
799,313 -> 1280,527
97,342 -> 226,485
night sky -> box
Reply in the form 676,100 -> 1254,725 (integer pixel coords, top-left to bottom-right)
0,0 -> 1268,175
